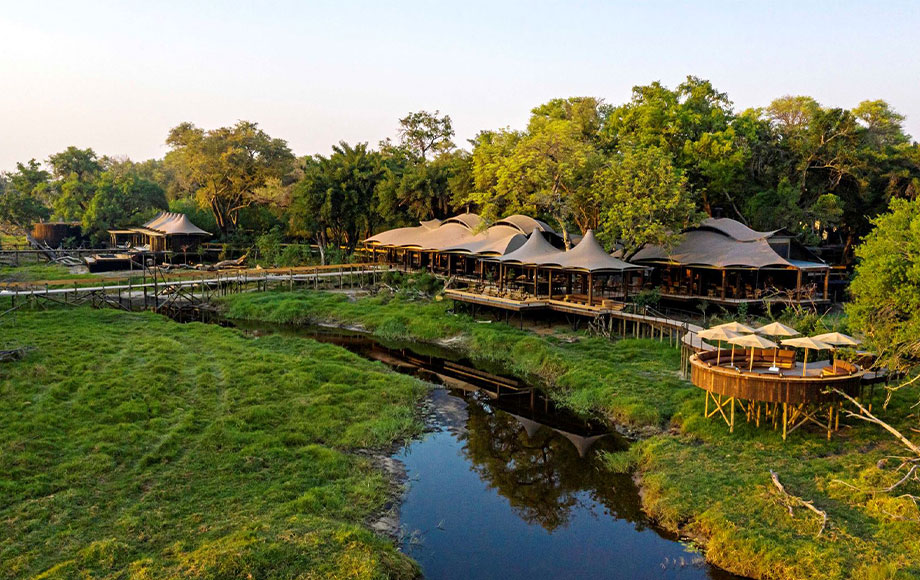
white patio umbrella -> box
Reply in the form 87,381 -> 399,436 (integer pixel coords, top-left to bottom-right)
755,322 -> 800,369
812,332 -> 861,365
728,333 -> 778,371
698,327 -> 741,366
781,336 -> 833,377
712,321 -> 757,334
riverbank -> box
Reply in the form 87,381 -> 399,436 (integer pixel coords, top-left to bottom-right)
221,290 -> 920,580
0,308 -> 424,578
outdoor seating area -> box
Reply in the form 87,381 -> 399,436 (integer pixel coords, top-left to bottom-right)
691,322 -> 866,439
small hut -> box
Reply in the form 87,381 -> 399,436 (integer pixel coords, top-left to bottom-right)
31,221 -> 83,247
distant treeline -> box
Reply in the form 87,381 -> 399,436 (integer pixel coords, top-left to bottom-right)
1,76 -> 918,261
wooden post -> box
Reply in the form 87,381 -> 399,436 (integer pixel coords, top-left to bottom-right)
721,269 -> 727,300
587,272 -> 593,305
795,269 -> 803,300
823,269 -> 830,301
730,397 -> 735,433
548,269 -> 553,299
782,403 -> 788,441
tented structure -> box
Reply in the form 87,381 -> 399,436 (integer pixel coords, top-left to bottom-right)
364,213 -> 560,276
108,212 -> 211,253
629,218 -> 831,304
489,230 -> 646,303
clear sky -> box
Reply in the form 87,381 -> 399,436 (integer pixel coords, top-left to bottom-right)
1,0 -> 917,171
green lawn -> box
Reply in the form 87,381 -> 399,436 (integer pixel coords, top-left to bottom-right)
0,263 -> 97,284
221,290 -> 692,428
0,308 -> 424,579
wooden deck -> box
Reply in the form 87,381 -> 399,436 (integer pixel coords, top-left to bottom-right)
690,348 -> 867,439
658,291 -> 831,307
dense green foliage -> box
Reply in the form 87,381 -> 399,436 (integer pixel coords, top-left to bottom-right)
221,290 -> 691,428
0,308 -> 424,579
165,121 -> 295,236
847,197 -> 920,374
4,76 -> 916,262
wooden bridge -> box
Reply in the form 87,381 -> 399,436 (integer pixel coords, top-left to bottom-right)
0,263 -> 388,319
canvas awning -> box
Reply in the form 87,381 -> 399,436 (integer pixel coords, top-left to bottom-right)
498,231 -> 563,265
630,218 -> 828,271
142,212 -> 211,236
552,230 -> 645,273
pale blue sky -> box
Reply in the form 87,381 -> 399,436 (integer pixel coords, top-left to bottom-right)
1,0 -> 917,170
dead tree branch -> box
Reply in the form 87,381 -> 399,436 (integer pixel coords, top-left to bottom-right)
831,388 -> 920,458
769,470 -> 828,537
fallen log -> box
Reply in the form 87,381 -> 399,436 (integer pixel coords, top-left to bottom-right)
769,470 -> 828,537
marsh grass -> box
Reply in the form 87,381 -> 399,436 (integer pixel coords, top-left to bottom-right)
223,289 -> 920,579
630,389 -> 920,580
0,308 -> 424,579
221,290 -> 690,427
0,263 -> 98,284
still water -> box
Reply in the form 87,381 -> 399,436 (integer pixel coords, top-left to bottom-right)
397,388 -> 739,580
227,320 -> 742,580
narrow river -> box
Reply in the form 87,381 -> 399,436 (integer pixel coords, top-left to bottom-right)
228,320 -> 743,580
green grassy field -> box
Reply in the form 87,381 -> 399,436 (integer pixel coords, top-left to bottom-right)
621,389 -> 920,580
222,289 -> 920,580
0,263 -> 98,284
0,308 -> 424,579
221,290 -> 692,428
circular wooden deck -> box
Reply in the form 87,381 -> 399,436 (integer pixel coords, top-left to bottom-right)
690,349 -> 865,404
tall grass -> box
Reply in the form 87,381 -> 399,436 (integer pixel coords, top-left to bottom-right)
0,308 -> 424,579
221,290 -> 691,428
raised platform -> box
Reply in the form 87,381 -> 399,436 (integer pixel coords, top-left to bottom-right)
690,349 -> 866,439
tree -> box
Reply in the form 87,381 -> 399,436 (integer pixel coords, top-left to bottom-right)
47,147 -> 102,220
847,198 -> 920,377
81,172 -> 168,244
0,174 -> 50,233
601,77 -> 743,219
0,160 -> 51,232
595,146 -> 700,259
396,110 -> 454,161
165,121 -> 294,236
377,148 -> 471,222
464,98 -> 605,245
289,142 -> 383,262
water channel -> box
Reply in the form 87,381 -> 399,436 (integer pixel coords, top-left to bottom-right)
227,320 -> 743,580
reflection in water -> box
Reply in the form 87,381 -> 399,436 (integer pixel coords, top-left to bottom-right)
462,396 -> 639,532
398,389 -> 742,580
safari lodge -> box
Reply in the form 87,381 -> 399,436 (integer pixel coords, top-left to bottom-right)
364,213 -> 832,312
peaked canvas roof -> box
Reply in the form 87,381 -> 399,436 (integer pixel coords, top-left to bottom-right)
699,218 -> 779,242
141,212 -> 210,236
631,220 -> 828,271
364,213 -> 559,257
553,230 -> 645,272
499,231 -> 563,264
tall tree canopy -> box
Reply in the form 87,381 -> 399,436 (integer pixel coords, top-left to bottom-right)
289,142 -> 383,259
81,171 -> 168,243
396,110 -> 455,161
596,146 -> 700,259
47,147 -> 102,220
461,97 -> 605,245
165,121 -> 294,235
847,198 -> 920,376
